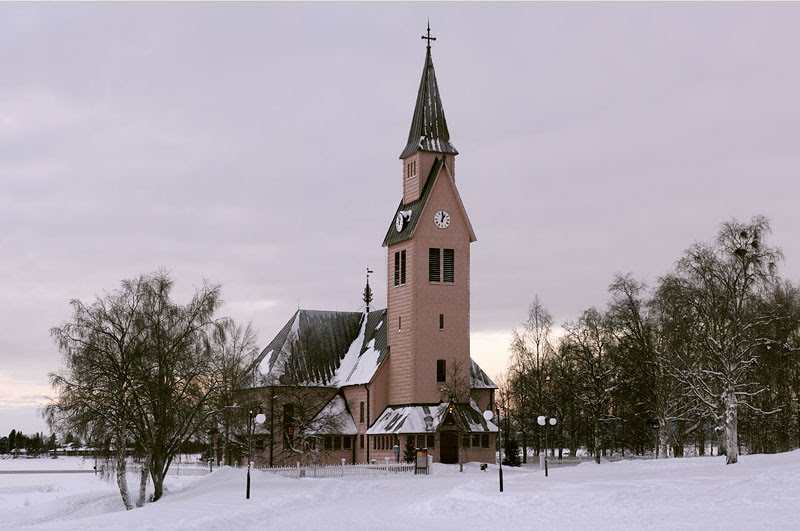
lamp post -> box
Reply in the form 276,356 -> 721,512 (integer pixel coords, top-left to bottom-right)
484,408 -> 502,492
537,415 -> 557,477
247,410 -> 266,500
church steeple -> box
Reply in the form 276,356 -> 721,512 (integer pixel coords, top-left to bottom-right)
399,24 -> 458,159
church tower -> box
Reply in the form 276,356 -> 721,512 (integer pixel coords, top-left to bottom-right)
383,27 -> 477,405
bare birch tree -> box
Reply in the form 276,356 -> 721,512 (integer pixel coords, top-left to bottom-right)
656,216 -> 782,464
508,296 -> 555,461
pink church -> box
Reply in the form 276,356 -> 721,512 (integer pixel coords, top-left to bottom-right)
245,30 -> 498,467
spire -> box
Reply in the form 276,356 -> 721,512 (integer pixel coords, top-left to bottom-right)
399,23 -> 458,159
363,268 -> 374,314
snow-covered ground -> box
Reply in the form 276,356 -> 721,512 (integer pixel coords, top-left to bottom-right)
3,452 -> 800,530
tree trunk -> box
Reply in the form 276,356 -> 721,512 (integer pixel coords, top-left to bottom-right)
521,431 -> 528,464
698,424 -> 706,456
658,418 -> 670,458
150,452 -> 170,502
593,424 -> 601,464
136,454 -> 150,508
723,389 -> 739,465
115,455 -> 133,510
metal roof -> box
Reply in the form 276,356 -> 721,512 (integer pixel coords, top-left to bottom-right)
381,156 -> 443,247
399,46 -> 458,159
253,309 -> 387,387
366,400 -> 498,435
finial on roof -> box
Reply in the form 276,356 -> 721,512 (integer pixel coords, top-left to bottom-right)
422,19 -> 436,49
363,268 -> 374,314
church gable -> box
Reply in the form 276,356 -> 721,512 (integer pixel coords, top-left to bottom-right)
415,159 -> 476,244
366,399 -> 498,436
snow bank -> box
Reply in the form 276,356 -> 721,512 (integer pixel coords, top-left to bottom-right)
5,453 -> 800,530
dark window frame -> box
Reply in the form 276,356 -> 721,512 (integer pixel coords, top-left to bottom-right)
437,359 -> 446,383
443,248 -> 454,283
429,248 -> 441,282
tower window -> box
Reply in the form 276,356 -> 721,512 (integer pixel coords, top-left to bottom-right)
407,160 -> 417,179
443,249 -> 454,283
439,314 -> 444,329
398,315 -> 402,330
429,248 -> 441,282
360,401 -> 365,423
437,359 -> 446,382
394,250 -> 407,286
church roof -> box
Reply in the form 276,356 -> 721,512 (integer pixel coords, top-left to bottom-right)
252,307 -> 495,391
366,399 -> 498,435
253,309 -> 388,387
470,359 -> 498,389
307,395 -> 358,436
399,45 -> 458,159
382,156 -> 443,247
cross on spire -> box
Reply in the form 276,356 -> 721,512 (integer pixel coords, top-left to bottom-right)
421,20 -> 436,49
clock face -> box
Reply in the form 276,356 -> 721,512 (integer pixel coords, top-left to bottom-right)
395,212 -> 405,232
434,210 -> 451,229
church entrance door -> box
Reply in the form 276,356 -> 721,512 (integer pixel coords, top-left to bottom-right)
440,431 -> 459,464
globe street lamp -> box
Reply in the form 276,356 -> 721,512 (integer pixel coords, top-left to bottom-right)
537,415 -> 557,477
247,411 -> 266,500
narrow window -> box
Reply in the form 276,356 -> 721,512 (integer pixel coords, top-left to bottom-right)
429,248 -> 441,282
334,436 -> 342,450
283,404 -> 294,427
462,435 -> 471,448
439,314 -> 444,330
443,249 -> 454,283
427,435 -> 435,448
416,435 -> 425,448
400,250 -> 407,284
481,434 -> 489,448
398,316 -> 402,330
472,434 -> 480,447
394,252 -> 400,287
360,434 -> 365,449
344,437 -> 352,450
437,359 -> 446,382
325,436 -> 333,450
360,401 -> 365,423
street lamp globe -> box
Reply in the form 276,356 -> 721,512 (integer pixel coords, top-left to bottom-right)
537,415 -> 546,426
549,418 -> 557,426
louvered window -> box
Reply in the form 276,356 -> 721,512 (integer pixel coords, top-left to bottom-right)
443,248 -> 454,283
394,250 -> 407,286
429,248 -> 441,282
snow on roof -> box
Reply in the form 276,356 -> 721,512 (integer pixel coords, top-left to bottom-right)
307,395 -> 358,436
332,317 -> 384,386
470,359 -> 498,389
367,400 -> 497,435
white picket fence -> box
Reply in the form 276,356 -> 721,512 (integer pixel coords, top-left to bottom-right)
254,461 -> 416,479
124,463 -> 211,477
123,460 -> 417,480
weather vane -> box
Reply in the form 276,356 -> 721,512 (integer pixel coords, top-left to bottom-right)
422,19 -> 436,49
